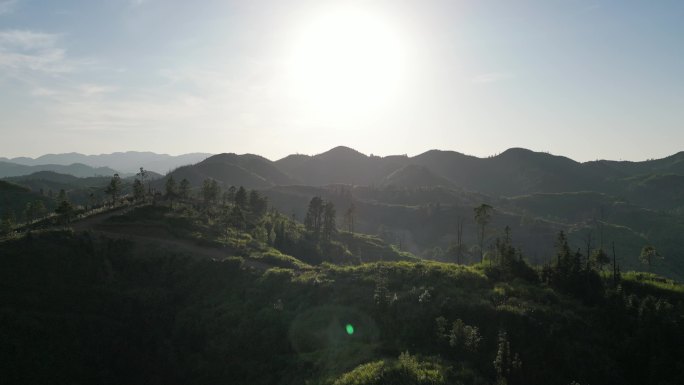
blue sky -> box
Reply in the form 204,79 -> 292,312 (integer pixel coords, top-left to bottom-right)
1,0 -> 683,161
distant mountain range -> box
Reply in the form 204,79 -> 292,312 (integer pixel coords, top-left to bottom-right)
4,145 -> 684,279
0,161 -> 119,179
164,146 -> 684,207
157,146 -> 684,280
1,151 -> 211,174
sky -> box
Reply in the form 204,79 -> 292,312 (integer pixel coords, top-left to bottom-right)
0,0 -> 683,161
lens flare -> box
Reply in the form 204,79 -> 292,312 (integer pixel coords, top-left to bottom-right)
345,324 -> 355,335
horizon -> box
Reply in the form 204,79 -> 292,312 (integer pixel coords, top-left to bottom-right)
3,144 -> 683,164
2,1 -> 684,162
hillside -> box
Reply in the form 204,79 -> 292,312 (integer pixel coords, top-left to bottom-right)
164,153 -> 296,190
3,151 -> 212,174
379,164 -> 453,188
2,171 -> 684,384
0,180 -> 54,219
275,146 -> 407,186
2,225 -> 683,385
157,147 -> 684,280
172,147 -> 684,212
0,161 -> 118,178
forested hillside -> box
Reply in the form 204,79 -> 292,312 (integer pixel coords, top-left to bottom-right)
150,146 -> 684,280
2,205 -> 683,384
2,164 -> 684,384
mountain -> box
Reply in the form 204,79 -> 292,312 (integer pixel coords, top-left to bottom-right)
2,151 -> 212,174
170,146 -> 684,212
2,171 -> 142,208
409,148 -> 606,196
164,153 -> 296,189
275,146 -> 407,186
0,161 -> 118,178
379,164 -> 453,188
588,151 -> 684,177
0,180 -> 54,218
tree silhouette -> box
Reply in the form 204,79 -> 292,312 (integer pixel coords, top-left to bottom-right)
32,200 -> 46,220
165,176 -> 178,208
639,245 -> 661,272
248,190 -> 268,219
235,186 -> 248,209
105,174 -> 122,206
305,196 -> 324,235
137,167 -> 149,200
179,178 -> 190,200
344,203 -> 356,233
474,204 -> 493,263
322,201 -> 336,240
202,179 -> 220,207
133,179 -> 145,202
55,200 -> 75,224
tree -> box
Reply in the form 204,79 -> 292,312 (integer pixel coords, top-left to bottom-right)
133,179 -> 145,202
105,174 -> 122,206
447,318 -> 482,353
305,196 -> 325,235
474,204 -> 493,263
322,201 -> 336,240
55,200 -> 75,224
179,178 -> 191,200
228,205 -> 246,230
554,230 -> 573,273
32,200 -> 46,219
57,189 -> 67,203
234,186 -> 247,208
202,178 -> 220,207
137,167 -> 149,200
455,216 -> 465,264
344,203 -> 356,233
165,176 -> 178,208
23,202 -> 34,225
611,241 -> 620,286
494,226 -> 517,267
493,330 -> 521,385
591,248 -> 610,271
87,192 -> 97,211
248,190 -> 268,219
227,186 -> 237,203
1,210 -> 15,234
639,245 -> 661,271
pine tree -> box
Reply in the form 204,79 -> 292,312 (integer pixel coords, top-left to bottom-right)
234,186 -> 248,208
104,174 -> 122,206
474,204 -> 493,263
322,201 -> 336,240
165,176 -> 178,207
179,178 -> 190,200
304,196 -> 324,235
133,179 -> 145,202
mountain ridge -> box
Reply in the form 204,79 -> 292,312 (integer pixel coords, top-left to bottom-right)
1,151 -> 212,174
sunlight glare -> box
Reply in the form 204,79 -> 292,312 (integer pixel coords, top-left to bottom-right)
287,7 -> 406,117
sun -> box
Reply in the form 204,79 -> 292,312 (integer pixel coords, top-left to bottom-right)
286,6 -> 407,117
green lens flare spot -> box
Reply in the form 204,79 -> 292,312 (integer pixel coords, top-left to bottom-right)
345,324 -> 354,335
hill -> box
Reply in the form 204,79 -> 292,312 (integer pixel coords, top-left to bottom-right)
380,164 -> 454,188
164,153 -> 297,189
0,161 -> 118,178
275,146 -> 407,186
0,180 -> 54,220
158,146 -> 684,280
2,151 -> 212,174
1,225 -> 683,385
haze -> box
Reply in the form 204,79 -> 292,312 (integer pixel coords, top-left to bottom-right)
1,0 -> 683,161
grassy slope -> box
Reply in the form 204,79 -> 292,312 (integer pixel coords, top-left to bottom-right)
1,227 -> 683,385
